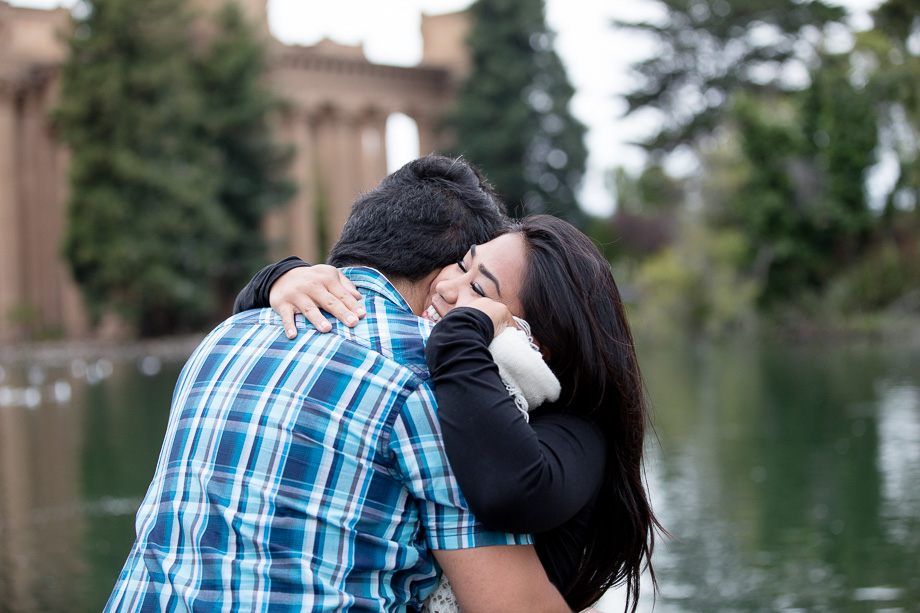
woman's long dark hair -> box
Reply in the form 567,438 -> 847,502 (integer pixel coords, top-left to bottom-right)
510,215 -> 663,612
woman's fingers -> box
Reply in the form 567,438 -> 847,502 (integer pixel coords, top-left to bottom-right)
269,265 -> 366,336
296,299 -> 332,334
277,302 -> 300,339
312,290 -> 361,328
337,269 -> 363,302
326,269 -> 366,323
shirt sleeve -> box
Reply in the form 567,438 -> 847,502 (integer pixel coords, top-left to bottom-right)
389,383 -> 533,551
232,256 -> 311,314
424,307 -> 607,534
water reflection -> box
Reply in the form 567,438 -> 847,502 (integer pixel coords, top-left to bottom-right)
1,339 -> 919,612
0,356 -> 183,613
877,383 -> 920,543
599,340 -> 920,613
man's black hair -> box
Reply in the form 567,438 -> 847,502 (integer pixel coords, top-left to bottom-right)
327,155 -> 507,281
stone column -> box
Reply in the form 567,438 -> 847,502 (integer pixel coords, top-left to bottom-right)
53,144 -> 90,338
315,108 -> 365,248
414,111 -> 443,158
359,109 -> 389,191
263,108 -> 319,263
286,110 -> 319,264
335,110 -> 364,241
0,83 -> 22,342
19,84 -> 43,327
52,136 -> 90,337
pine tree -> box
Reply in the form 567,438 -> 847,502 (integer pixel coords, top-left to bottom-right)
710,53 -> 878,302
56,0 -> 224,335
194,2 -> 294,303
55,0 -> 291,335
617,0 -> 846,158
446,0 -> 588,227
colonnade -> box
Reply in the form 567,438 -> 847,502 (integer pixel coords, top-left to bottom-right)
0,72 -> 88,342
0,2 -> 461,341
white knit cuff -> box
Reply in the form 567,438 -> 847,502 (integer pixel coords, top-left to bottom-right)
488,326 -> 561,419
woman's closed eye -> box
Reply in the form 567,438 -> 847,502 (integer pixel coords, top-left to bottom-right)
458,256 -> 487,298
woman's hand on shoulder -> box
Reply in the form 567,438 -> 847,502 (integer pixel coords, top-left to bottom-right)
270,265 -> 365,338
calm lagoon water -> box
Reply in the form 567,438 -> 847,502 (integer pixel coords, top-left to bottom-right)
1,338 -> 918,612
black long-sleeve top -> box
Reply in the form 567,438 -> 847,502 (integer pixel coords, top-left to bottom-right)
425,308 -> 605,590
232,255 -> 309,316
233,260 -> 607,592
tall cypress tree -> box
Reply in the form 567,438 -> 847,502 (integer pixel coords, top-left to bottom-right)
55,0 -> 292,336
194,2 -> 294,303
56,0 -> 225,335
446,0 -> 588,227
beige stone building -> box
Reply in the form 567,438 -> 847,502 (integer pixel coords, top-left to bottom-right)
0,0 -> 469,342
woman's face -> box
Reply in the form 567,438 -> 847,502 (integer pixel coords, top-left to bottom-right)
421,232 -> 527,323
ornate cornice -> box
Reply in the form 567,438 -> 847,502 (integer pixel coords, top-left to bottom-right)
271,46 -> 451,88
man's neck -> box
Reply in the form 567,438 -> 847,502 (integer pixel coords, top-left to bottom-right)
343,265 -> 439,316
391,275 -> 435,316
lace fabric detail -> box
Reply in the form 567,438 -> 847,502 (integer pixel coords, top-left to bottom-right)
489,316 -> 560,421
506,382 -> 531,421
419,315 -> 557,612
505,316 -> 537,420
512,316 -> 539,351
420,575 -> 461,613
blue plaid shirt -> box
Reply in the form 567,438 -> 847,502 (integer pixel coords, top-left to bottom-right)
105,268 -> 530,612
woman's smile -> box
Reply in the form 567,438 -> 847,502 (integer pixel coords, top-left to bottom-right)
421,233 -> 527,323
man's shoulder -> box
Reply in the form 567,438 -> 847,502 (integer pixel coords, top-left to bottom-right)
339,294 -> 433,380
182,309 -> 433,420
208,296 -> 433,385
328,267 -> 435,374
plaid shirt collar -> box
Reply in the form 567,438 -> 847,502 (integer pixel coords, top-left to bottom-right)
343,266 -> 414,314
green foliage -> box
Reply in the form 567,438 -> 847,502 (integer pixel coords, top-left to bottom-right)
825,230 -> 920,316
608,164 -> 685,215
763,228 -> 920,336
602,165 -> 684,262
55,0 -> 291,336
445,0 -> 588,227
195,2 -> 295,300
800,54 -> 878,239
698,127 -> 751,222
855,4 -> 920,218
872,0 -> 920,50
616,0 -> 847,157
583,213 -> 619,253
613,0 -> 920,337
724,55 -> 879,302
631,223 -> 761,337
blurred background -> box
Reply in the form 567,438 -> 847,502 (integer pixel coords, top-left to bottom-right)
0,0 -> 918,611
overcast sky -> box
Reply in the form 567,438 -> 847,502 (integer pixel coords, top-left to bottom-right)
13,0 -> 885,215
